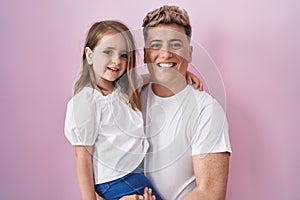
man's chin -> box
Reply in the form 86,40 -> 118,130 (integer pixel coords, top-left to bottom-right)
152,74 -> 177,85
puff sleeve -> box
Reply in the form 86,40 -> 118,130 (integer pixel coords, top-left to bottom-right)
64,90 -> 99,146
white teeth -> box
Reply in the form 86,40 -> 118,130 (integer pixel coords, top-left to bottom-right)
108,67 -> 118,70
158,63 -> 173,68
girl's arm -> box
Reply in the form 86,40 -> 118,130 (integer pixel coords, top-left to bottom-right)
75,146 -> 97,200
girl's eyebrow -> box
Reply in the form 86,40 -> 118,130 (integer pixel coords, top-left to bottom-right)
102,46 -> 127,52
102,47 -> 116,50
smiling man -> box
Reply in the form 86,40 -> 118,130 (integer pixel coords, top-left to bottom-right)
144,23 -> 192,97
140,5 -> 232,200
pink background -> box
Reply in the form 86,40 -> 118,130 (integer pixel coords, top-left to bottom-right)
1,0 -> 299,199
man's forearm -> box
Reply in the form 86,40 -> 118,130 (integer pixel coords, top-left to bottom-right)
181,187 -> 226,200
183,153 -> 230,200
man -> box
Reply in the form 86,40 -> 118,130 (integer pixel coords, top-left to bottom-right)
140,5 -> 232,200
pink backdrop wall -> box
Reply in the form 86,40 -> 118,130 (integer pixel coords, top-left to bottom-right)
1,0 -> 299,199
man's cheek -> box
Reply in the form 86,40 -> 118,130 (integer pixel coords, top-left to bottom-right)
144,49 -> 151,63
175,50 -> 190,61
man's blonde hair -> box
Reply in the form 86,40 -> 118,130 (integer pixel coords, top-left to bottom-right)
142,5 -> 192,42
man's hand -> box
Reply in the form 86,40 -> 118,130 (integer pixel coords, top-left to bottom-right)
119,187 -> 156,200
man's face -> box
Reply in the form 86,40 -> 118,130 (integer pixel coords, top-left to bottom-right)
144,24 -> 192,85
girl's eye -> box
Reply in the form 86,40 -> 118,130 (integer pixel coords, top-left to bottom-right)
103,50 -> 112,55
120,53 -> 128,59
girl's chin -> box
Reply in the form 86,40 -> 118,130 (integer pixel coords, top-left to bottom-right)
101,76 -> 120,83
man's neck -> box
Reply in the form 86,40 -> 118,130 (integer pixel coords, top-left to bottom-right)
151,80 -> 187,97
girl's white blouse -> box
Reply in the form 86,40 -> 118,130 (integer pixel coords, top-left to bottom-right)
64,87 -> 149,184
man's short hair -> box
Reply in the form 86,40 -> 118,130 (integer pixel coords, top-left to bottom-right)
142,5 -> 192,42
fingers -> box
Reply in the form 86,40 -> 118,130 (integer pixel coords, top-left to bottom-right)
193,77 -> 203,91
144,187 -> 149,200
119,194 -> 144,200
192,79 -> 200,88
143,187 -> 156,200
120,187 -> 156,200
187,76 -> 193,85
186,71 -> 204,91
191,78 -> 203,91
95,192 -> 105,200
198,82 -> 203,91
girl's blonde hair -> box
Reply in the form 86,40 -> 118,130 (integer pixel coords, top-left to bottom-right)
74,20 -> 142,111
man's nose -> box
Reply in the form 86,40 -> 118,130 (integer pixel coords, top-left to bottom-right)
159,46 -> 173,59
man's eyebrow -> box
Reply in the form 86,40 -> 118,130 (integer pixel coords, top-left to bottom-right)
150,40 -> 163,43
170,39 -> 183,43
149,39 -> 183,43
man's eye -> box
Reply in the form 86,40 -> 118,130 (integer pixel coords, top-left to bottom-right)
120,53 -> 128,59
171,43 -> 182,49
150,43 -> 161,49
103,50 -> 112,55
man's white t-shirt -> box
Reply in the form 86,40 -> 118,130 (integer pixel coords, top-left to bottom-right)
64,87 -> 149,184
141,84 -> 231,199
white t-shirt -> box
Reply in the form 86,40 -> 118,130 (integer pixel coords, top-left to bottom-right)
64,87 -> 149,184
141,84 -> 231,199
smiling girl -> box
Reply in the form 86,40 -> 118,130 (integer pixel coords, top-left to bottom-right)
64,20 -> 162,200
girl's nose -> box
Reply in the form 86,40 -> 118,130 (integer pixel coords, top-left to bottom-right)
112,55 -> 121,65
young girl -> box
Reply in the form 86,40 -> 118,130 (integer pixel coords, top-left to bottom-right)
64,20 -> 161,200
64,20 -> 201,200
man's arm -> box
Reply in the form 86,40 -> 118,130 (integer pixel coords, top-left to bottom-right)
182,152 -> 230,200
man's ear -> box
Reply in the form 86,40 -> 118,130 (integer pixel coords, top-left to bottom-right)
188,45 -> 193,63
85,47 -> 93,65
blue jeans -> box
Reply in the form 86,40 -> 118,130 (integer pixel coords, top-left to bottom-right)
95,168 -> 163,200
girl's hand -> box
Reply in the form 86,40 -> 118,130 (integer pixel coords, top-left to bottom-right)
186,71 -> 203,91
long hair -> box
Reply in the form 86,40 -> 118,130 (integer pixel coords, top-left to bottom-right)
74,20 -> 141,111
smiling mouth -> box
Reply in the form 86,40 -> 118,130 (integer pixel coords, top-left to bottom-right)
157,62 -> 176,68
107,66 -> 120,72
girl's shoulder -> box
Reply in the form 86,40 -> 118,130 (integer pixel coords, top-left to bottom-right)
69,87 -> 99,107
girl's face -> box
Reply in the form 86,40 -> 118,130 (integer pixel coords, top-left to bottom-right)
86,33 -> 128,84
